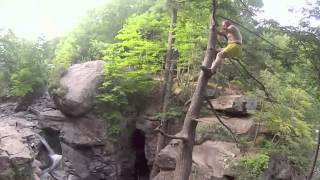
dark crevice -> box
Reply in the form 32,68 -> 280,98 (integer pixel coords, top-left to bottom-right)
131,129 -> 150,180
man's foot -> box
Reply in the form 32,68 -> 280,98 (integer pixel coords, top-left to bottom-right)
200,65 -> 215,77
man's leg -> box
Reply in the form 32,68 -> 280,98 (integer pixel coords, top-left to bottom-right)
210,51 -> 226,72
201,51 -> 227,76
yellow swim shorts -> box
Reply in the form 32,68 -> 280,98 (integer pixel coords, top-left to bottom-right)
223,42 -> 242,58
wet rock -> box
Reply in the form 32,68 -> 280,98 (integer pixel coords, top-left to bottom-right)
51,60 -> 105,117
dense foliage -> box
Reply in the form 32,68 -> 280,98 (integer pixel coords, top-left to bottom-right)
0,31 -> 54,97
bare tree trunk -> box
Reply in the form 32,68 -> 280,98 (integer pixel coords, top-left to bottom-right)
150,1 -> 178,178
307,129 -> 320,180
173,1 -> 218,179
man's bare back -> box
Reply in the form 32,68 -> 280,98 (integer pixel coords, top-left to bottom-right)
226,25 -> 242,44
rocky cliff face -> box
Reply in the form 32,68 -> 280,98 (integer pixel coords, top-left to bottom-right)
152,94 -> 259,180
42,60 -> 139,179
0,61 -> 141,180
0,60 -> 308,180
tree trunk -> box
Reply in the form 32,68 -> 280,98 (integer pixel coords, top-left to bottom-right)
150,1 -> 178,178
307,129 -> 320,180
173,1 -> 218,179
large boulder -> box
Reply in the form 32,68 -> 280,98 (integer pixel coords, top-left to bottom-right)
263,156 -> 306,180
192,141 -> 240,179
196,116 -> 256,143
52,60 -> 105,117
155,139 -> 180,170
154,140 -> 240,180
210,95 -> 257,115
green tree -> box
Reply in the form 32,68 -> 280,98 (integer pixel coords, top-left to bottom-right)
99,12 -> 168,107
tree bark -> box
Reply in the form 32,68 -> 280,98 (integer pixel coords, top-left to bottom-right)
307,129 -> 320,180
150,1 -> 178,178
173,1 -> 218,179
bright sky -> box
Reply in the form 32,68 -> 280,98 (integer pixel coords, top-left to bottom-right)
0,0 -> 317,40
258,0 -> 318,26
0,0 -> 107,39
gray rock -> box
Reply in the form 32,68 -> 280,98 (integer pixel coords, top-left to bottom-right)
263,156 -> 306,180
25,113 -> 38,120
210,95 -> 257,115
39,112 -> 106,147
14,111 -> 28,118
39,110 -> 67,121
52,60 -> 105,117
192,141 -> 240,179
197,116 -> 254,135
61,142 -> 91,179
155,141 -> 240,180
0,154 -> 15,180
155,139 -> 180,170
195,116 -> 256,144
0,123 -> 34,179
153,171 -> 174,180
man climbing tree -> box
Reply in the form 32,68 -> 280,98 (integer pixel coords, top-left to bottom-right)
201,20 -> 242,76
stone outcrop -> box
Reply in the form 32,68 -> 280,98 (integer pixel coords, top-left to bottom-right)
0,79 -> 138,180
52,60 -> 105,117
0,119 -> 38,180
153,140 -> 240,180
39,111 -> 106,146
196,116 -> 256,143
37,107 -> 137,179
155,139 -> 180,170
263,156 -> 306,180
210,95 -> 257,115
152,94 -> 260,179
192,141 -> 240,179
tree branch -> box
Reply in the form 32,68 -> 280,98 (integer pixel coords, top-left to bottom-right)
204,98 -> 239,144
231,58 -> 276,103
237,0 -> 256,16
154,126 -> 188,142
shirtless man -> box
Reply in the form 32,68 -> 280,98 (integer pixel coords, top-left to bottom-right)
201,20 -> 242,76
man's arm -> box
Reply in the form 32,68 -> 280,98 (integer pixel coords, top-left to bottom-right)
227,25 -> 237,33
217,30 -> 227,39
